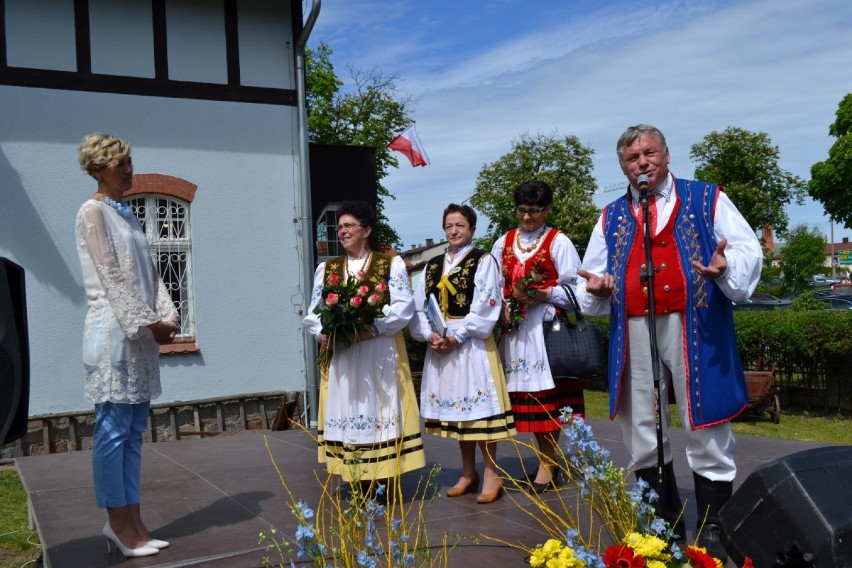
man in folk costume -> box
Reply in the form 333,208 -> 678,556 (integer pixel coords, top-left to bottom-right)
577,124 -> 762,561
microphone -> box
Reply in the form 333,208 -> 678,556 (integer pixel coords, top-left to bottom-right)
637,174 -> 651,206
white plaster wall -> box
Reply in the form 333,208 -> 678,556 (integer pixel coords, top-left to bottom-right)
89,0 -> 156,78
166,0 -> 228,84
237,0 -> 294,89
5,0 -> 76,72
0,85 -> 309,414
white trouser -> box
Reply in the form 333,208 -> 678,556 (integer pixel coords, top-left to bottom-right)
617,313 -> 736,482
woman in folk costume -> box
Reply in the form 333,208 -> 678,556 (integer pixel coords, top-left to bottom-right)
491,180 -> 585,493
410,204 -> 516,504
303,200 -> 425,485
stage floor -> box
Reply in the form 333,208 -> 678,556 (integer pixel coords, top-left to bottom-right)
16,417 -> 823,567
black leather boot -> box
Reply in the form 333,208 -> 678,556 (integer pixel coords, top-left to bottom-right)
635,463 -> 686,542
693,473 -> 732,563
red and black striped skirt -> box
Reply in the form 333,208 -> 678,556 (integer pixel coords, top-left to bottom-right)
509,378 -> 585,433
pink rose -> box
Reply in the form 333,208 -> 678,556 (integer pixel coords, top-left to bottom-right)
356,269 -> 367,281
328,273 -> 341,286
325,293 -> 339,306
350,296 -> 363,308
367,293 -> 381,306
375,281 -> 388,293
357,285 -> 369,297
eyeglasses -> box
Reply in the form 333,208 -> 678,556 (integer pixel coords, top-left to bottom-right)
515,206 -> 546,216
336,222 -> 364,232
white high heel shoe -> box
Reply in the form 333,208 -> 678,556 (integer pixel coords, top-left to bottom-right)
146,538 -> 170,549
103,522 -> 159,557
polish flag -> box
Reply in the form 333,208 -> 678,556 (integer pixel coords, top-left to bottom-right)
387,124 -> 430,167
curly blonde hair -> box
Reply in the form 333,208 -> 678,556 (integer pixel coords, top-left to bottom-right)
77,133 -> 131,176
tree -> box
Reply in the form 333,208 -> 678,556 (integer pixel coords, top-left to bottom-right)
779,224 -> 826,292
305,42 -> 415,249
689,127 -> 806,236
468,132 -> 599,255
755,248 -> 783,296
809,93 -> 852,229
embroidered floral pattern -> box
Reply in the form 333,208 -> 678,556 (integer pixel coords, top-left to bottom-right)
325,414 -> 397,433
474,276 -> 500,305
388,270 -> 412,294
423,386 -> 494,415
608,205 -> 633,305
503,357 -> 546,376
677,181 -> 709,309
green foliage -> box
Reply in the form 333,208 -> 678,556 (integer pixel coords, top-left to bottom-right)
809,93 -> 852,231
689,127 -> 807,236
305,42 -> 416,250
780,224 -> 828,292
756,249 -> 785,295
583,311 -> 852,412
789,290 -> 828,312
733,310 -> 852,414
468,131 -> 600,255
0,467 -> 40,567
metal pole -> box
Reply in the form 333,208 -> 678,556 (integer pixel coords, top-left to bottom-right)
638,189 -> 667,496
831,220 -> 836,280
295,0 -> 321,427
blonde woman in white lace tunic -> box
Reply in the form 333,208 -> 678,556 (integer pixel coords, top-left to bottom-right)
75,133 -> 179,558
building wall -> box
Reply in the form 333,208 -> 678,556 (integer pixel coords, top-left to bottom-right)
0,0 -> 309,414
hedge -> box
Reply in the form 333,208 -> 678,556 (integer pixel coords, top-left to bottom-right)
587,311 -> 852,413
405,311 -> 852,413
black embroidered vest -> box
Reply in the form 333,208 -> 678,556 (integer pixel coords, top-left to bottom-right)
424,248 -> 487,318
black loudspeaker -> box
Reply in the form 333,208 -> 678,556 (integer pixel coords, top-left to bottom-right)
0,257 -> 29,446
720,445 -> 852,568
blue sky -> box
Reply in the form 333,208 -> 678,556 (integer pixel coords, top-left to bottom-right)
307,0 -> 852,250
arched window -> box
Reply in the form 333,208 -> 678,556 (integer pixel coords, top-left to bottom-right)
124,174 -> 199,353
315,203 -> 343,262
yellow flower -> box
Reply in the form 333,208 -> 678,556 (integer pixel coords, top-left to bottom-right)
529,548 -> 547,567
645,561 -> 667,568
542,539 -> 564,556
557,546 -> 586,568
623,532 -> 669,559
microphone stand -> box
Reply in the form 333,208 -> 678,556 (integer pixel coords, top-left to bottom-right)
638,186 -> 668,507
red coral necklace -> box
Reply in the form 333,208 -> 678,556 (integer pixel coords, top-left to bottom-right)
345,251 -> 372,278
515,225 -> 548,254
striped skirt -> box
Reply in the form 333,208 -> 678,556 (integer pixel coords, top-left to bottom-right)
509,378 -> 585,433
317,334 -> 426,482
424,335 -> 517,441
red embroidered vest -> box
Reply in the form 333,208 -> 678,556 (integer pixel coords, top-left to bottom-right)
623,200 -> 686,316
501,228 -> 560,298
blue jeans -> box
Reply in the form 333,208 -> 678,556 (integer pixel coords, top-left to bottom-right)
92,401 -> 150,508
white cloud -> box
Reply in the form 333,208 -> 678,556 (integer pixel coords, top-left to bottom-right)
310,0 -> 852,247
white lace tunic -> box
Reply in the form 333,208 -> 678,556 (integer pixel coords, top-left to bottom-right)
409,249 -> 505,422
75,200 -> 178,404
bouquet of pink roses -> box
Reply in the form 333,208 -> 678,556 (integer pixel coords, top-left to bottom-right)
314,269 -> 388,371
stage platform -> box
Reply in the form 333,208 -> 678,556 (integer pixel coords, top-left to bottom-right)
16,417 -> 823,567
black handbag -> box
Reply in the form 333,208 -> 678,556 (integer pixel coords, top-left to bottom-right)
542,284 -> 605,380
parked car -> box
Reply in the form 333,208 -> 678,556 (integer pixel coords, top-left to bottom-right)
831,282 -> 852,297
811,275 -> 840,286
733,293 -> 792,311
814,296 -> 852,310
